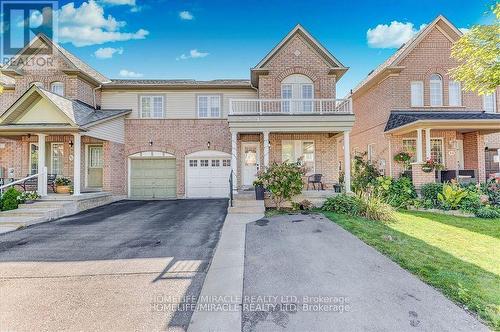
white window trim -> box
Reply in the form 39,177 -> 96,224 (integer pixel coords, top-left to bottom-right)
410,81 -> 424,107
139,95 -> 165,118
197,95 -> 222,118
448,81 -> 462,106
430,138 -> 445,165
29,143 -> 38,175
430,74 -> 443,107
50,142 -> 64,175
483,92 -> 497,113
282,140 -> 315,172
50,82 -> 65,96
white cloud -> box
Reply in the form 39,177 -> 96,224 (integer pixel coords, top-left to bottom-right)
98,0 -> 141,12
179,11 -> 194,20
94,47 -> 123,59
176,49 -> 209,60
55,0 -> 149,47
367,21 -> 426,48
119,69 -> 143,78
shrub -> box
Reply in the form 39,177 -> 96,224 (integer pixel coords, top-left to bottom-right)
481,180 -> 500,207
352,153 -> 381,193
459,189 -> 482,213
475,206 -> 500,219
1,187 -> 21,211
358,194 -> 395,222
256,162 -> 304,210
387,177 -> 417,208
322,194 -> 362,215
438,182 -> 468,210
421,183 -> 444,208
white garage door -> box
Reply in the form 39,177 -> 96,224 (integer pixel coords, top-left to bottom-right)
186,156 -> 231,198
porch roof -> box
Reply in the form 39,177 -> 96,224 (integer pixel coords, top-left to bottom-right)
385,110 -> 500,134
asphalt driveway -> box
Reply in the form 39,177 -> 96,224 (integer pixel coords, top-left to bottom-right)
243,213 -> 487,332
0,199 -> 227,332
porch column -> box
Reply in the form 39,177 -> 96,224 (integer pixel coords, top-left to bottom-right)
263,131 -> 270,168
416,128 -> 423,163
231,131 -> 238,193
343,130 -> 351,193
425,128 -> 431,160
72,133 -> 81,195
37,134 -> 47,196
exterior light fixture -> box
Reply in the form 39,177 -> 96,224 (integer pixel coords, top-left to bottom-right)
207,141 -> 211,149
149,139 -> 153,146
69,139 -> 74,148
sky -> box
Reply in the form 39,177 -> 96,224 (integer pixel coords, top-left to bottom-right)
1,0 -> 497,97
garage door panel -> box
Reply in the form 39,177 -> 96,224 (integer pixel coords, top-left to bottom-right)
130,158 -> 176,199
187,157 -> 231,198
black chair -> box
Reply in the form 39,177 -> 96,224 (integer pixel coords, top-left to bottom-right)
307,174 -> 324,190
16,174 -> 57,192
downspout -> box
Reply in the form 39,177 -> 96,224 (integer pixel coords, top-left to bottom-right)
93,85 -> 102,109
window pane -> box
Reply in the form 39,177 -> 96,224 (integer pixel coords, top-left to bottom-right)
141,97 -> 151,118
302,141 -> 315,172
198,96 -> 208,117
189,160 -> 198,167
430,139 -> 443,164
484,93 -> 495,113
210,96 -> 220,117
281,85 -> 292,99
51,82 -> 64,96
153,96 -> 163,118
430,74 -> 443,106
282,141 -> 294,163
90,147 -> 103,168
51,143 -> 64,175
211,159 -> 220,167
30,144 -> 38,175
411,82 -> 423,107
448,81 -> 461,106
402,139 -> 417,163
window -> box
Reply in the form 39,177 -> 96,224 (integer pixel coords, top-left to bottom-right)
200,160 -> 209,167
211,159 -> 220,167
430,74 -> 443,106
29,143 -> 38,175
483,93 -> 496,113
448,81 -> 461,106
430,138 -> 444,164
89,147 -> 103,168
189,160 -> 198,167
198,95 -> 221,118
51,143 -> 64,175
281,84 -> 292,112
410,81 -> 424,107
140,95 -> 164,118
402,139 -> 417,163
50,82 -> 64,96
281,140 -> 315,172
222,159 -> 231,167
281,74 -> 314,113
367,144 -> 375,162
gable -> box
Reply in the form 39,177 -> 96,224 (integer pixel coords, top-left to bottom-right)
16,98 -> 71,124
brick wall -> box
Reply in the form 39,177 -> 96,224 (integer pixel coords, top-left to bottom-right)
125,119 -> 231,197
103,141 -> 126,195
463,131 -> 486,182
256,34 -> 337,99
411,164 -> 436,190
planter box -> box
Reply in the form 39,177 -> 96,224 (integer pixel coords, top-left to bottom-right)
55,185 -> 71,194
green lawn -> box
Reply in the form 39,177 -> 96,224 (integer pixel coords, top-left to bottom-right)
322,210 -> 500,329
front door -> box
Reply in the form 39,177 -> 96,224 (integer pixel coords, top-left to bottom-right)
242,142 -> 260,187
87,145 -> 103,188
456,139 -> 464,170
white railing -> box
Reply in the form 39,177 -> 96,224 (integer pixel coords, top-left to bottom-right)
0,167 -> 47,196
229,98 -> 352,115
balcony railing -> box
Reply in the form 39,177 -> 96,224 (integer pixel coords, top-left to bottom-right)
229,98 -> 352,115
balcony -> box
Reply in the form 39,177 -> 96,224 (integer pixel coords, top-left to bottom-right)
229,98 -> 352,115
227,98 -> 354,133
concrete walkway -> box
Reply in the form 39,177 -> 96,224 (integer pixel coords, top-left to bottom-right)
188,212 -> 264,332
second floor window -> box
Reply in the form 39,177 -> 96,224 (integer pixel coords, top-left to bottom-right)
410,81 -> 423,107
140,96 -> 164,118
198,95 -> 221,118
483,93 -> 496,113
448,81 -> 462,106
430,74 -> 443,106
50,82 -> 65,96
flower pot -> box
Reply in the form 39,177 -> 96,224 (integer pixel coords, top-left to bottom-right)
254,185 -> 265,200
421,166 -> 433,173
56,185 -> 71,194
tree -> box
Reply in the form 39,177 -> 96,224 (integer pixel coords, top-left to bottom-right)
449,3 -> 500,95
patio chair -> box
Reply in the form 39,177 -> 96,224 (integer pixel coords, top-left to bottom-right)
15,174 -> 57,192
307,174 -> 324,191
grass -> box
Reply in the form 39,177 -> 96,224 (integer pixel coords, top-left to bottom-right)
322,210 -> 500,329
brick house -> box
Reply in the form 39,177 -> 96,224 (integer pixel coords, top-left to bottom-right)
349,15 -> 500,189
0,25 -> 354,198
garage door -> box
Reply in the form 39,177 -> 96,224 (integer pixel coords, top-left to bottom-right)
130,158 -> 176,199
186,157 -> 231,198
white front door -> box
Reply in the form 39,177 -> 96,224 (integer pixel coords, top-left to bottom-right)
456,139 -> 464,170
241,142 -> 260,187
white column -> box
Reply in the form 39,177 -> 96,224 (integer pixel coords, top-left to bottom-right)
72,133 -> 81,195
37,134 -> 47,196
425,128 -> 431,161
343,130 -> 351,193
231,131 -> 238,193
263,131 -> 270,168
416,128 -> 423,163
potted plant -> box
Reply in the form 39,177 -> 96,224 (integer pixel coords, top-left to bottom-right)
253,178 -> 265,201
55,177 -> 72,194
394,151 -> 412,169
421,158 -> 444,173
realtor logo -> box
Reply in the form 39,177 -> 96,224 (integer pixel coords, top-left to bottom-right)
1,0 -> 58,61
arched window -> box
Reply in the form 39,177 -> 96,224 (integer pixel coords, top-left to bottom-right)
281,74 -> 314,112
429,74 -> 443,106
50,82 -> 64,96
31,81 -> 44,88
